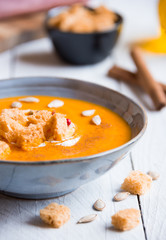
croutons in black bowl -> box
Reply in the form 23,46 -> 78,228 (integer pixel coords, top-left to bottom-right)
46,6 -> 123,65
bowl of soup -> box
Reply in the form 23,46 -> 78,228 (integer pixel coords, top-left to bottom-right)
0,77 -> 147,199
46,5 -> 123,65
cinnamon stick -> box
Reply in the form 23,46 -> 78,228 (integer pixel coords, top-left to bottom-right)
108,65 -> 137,85
108,65 -> 166,93
130,46 -> 166,110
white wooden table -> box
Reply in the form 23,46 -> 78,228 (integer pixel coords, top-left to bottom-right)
0,0 -> 166,239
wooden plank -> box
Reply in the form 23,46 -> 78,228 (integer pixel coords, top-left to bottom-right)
111,42 -> 151,240
0,13 -> 45,53
115,41 -> 166,240
131,107 -> 166,239
132,106 -> 166,240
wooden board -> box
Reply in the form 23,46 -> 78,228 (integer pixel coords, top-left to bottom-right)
0,13 -> 46,53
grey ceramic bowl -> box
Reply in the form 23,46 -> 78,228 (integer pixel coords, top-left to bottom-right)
0,77 -> 147,199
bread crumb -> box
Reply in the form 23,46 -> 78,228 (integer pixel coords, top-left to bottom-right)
40,202 -> 70,228
111,208 -> 140,231
121,170 -> 152,195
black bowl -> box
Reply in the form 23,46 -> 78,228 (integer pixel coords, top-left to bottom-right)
46,7 -> 123,65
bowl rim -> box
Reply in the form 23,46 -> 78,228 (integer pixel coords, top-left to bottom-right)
45,6 -> 123,35
0,76 -> 147,165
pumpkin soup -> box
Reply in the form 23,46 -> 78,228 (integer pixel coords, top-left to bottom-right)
0,96 -> 131,161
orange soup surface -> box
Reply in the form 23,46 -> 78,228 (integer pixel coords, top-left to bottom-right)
0,96 -> 131,161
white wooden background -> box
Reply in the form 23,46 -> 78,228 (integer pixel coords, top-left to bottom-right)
0,0 -> 166,239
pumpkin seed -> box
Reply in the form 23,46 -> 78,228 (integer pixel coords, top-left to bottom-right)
82,109 -> 95,117
19,97 -> 39,103
48,100 -> 64,108
113,192 -> 130,201
93,199 -> 106,211
57,137 -> 80,147
11,101 -> 22,108
38,143 -> 46,147
77,214 -> 97,224
147,171 -> 160,180
92,115 -> 101,125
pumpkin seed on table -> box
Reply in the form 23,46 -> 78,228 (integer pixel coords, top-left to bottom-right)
77,214 -> 97,224
11,101 -> 22,108
113,192 -> 130,201
48,100 -> 64,108
147,171 -> 160,180
81,109 -> 95,117
93,199 -> 106,211
19,97 -> 39,103
92,115 -> 101,125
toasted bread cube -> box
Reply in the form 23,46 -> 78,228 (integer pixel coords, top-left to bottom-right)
44,113 -> 75,141
0,141 -> 11,159
0,109 -> 75,150
16,124 -> 45,151
121,170 -> 152,195
27,110 -> 52,125
0,109 -> 48,150
1,109 -> 29,126
40,202 -> 70,228
111,208 -> 140,231
0,115 -> 24,143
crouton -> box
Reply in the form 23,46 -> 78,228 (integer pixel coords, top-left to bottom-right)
1,109 -> 29,126
44,113 -> 75,141
16,124 -> 45,151
0,109 -> 75,151
40,202 -> 70,228
111,208 -> 140,231
121,170 -> 152,195
0,109 -> 47,150
27,110 -> 52,125
0,115 -> 24,143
